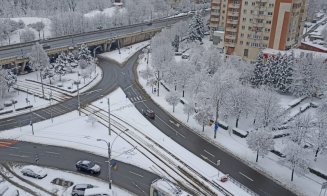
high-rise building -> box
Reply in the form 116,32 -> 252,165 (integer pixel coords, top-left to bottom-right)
209,0 -> 308,60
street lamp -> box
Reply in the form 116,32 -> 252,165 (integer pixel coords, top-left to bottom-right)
97,129 -> 129,190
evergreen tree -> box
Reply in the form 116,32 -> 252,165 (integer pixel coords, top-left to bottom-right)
266,53 -> 281,88
172,35 -> 180,52
276,53 -> 293,93
77,44 -> 93,63
188,12 -> 205,42
251,50 -> 267,87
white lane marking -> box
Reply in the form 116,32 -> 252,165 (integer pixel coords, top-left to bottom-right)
138,96 -> 142,101
204,149 -> 215,158
200,154 -> 217,165
8,154 -> 30,158
129,171 -> 144,178
239,172 -> 254,182
33,112 -> 46,120
124,84 -> 134,91
135,96 -> 140,101
6,119 -> 14,122
9,146 -> 19,149
130,98 -> 135,102
169,120 -> 180,128
45,151 -> 60,155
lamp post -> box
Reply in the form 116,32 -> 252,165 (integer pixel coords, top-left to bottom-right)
97,129 -> 128,190
217,160 -> 221,178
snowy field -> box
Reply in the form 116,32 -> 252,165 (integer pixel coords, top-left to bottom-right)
0,163 -> 131,196
84,7 -> 126,18
136,49 -> 327,196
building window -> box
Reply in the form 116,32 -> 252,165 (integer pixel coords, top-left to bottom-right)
269,3 -> 274,7
242,26 -> 245,30
223,4 -> 226,7
259,11 -> 264,15
243,9 -> 247,14
241,33 -> 244,37
240,41 -> 243,45
250,10 -> 254,14
246,42 -> 249,46
252,2 -> 255,6
244,49 -> 249,57
245,1 -> 248,5
243,18 -> 246,21
266,20 -> 271,24
222,10 -> 225,13
268,12 -> 273,15
263,36 -> 269,40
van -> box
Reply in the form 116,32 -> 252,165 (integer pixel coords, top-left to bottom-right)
84,187 -> 110,196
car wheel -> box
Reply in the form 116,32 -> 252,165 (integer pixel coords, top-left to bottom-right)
90,170 -> 94,174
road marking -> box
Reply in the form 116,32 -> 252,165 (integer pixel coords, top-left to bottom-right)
45,151 -> 60,155
9,146 -> 19,149
204,149 -> 215,157
239,172 -> 254,182
130,98 -> 135,102
138,96 -> 142,100
169,120 -> 180,127
124,84 -> 134,91
200,154 -> 217,165
6,119 -> 14,122
129,171 -> 144,178
33,112 -> 46,120
135,96 -> 140,101
8,154 -> 29,158
133,182 -> 146,194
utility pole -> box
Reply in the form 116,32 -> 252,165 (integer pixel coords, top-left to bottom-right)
77,83 -> 81,116
108,98 -> 111,136
108,142 -> 112,190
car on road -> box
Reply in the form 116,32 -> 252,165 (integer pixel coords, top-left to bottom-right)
84,187 -> 110,196
142,109 -> 155,119
76,160 -> 101,175
21,165 -> 47,179
71,184 -> 96,196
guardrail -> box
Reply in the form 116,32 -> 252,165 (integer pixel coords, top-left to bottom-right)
229,176 -> 259,196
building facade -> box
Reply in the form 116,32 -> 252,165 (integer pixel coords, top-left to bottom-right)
209,0 -> 308,60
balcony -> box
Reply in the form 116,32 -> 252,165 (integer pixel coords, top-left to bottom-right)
228,3 -> 241,9
225,34 -> 237,40
225,41 -> 236,47
227,19 -> 238,25
227,12 -> 239,17
226,26 -> 238,32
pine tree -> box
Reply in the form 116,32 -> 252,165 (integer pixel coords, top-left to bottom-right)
188,12 -> 205,42
276,53 -> 293,93
251,50 -> 267,87
266,53 -> 281,88
77,44 -> 93,63
172,35 -> 180,52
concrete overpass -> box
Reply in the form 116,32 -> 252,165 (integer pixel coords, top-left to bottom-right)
0,14 -> 191,71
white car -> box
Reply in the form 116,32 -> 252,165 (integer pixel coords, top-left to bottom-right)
84,187 -> 110,196
21,165 -> 47,179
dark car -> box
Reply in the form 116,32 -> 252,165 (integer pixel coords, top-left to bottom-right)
76,160 -> 101,175
71,184 -> 95,196
142,109 -> 155,119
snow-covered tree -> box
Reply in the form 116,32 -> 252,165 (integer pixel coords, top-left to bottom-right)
208,68 -> 238,138
290,53 -> 327,97
78,59 -> 91,84
176,61 -> 194,97
246,129 -> 275,162
28,42 -> 49,97
276,53 -> 293,93
202,46 -> 223,75
313,101 -> 327,161
3,69 -> 17,91
0,69 -> 8,103
288,114 -> 314,146
77,44 -> 93,63
43,64 -> 55,84
253,88 -> 282,129
283,142 -> 311,181
30,21 -> 45,39
251,50 -> 267,87
20,28 -> 36,43
165,91 -> 180,112
66,52 -> 78,72
183,101 -> 195,122
172,35 -> 180,52
188,12 -> 205,42
226,86 -> 253,128
194,106 -> 211,132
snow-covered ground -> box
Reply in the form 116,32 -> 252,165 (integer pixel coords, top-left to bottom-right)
0,66 -> 101,119
136,48 -> 327,196
0,163 -> 131,196
0,17 -> 52,46
98,41 -> 149,65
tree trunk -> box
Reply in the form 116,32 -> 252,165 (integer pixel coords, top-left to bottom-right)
182,89 -> 184,97
256,150 -> 259,162
38,31 -> 41,39
187,113 -> 189,122
236,117 -> 239,128
314,147 -> 320,161
40,71 -> 44,97
202,122 -> 205,132
173,105 -> 175,113
291,168 -> 294,181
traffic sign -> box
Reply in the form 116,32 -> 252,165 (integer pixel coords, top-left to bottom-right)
214,122 -> 219,131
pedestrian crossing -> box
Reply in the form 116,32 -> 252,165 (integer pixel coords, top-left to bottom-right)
0,140 -> 18,149
129,96 -> 144,103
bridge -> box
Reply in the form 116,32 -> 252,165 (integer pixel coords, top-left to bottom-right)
0,14 -> 190,71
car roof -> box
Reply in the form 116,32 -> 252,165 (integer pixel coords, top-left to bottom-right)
80,160 -> 91,164
75,184 -> 91,188
84,187 -> 110,195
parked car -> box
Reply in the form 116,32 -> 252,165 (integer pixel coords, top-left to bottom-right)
142,109 -> 155,119
71,184 -> 96,196
84,188 -> 110,196
21,166 -> 47,179
181,54 -> 190,59
41,44 -> 51,49
76,160 -> 101,174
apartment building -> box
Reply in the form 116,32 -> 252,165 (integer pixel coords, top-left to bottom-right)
209,0 -> 308,60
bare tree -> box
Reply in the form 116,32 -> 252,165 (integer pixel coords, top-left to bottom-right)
30,21 -> 45,39
165,91 -> 180,112
20,28 -> 35,43
183,101 -> 195,122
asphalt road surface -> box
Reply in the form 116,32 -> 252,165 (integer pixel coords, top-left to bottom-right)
0,141 -> 159,195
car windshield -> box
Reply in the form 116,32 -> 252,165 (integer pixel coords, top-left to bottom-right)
87,162 -> 95,167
